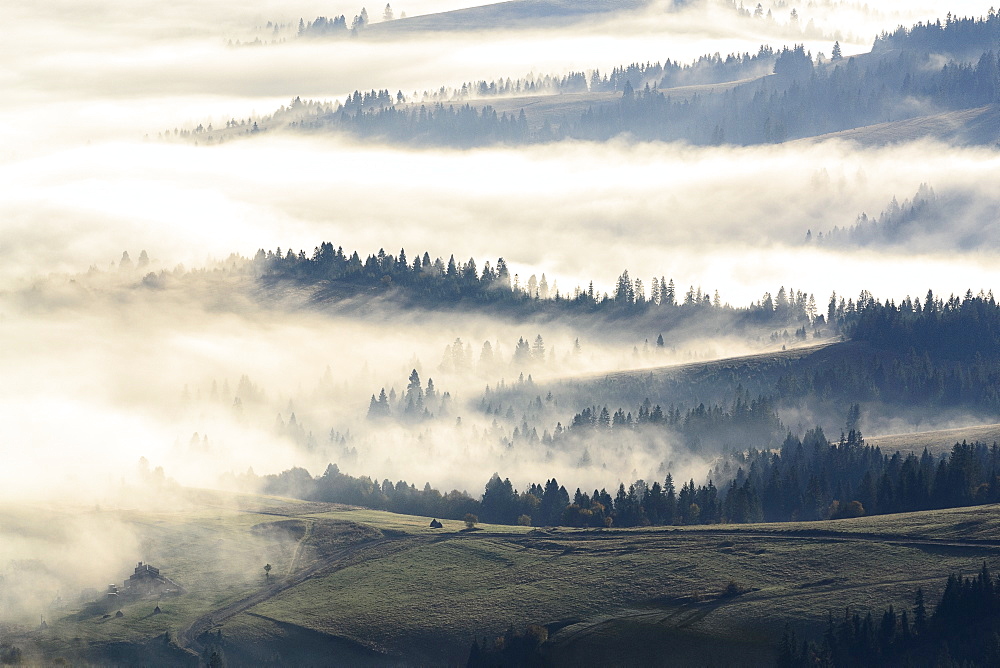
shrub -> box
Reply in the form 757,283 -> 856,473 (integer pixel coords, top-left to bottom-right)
721,580 -> 751,598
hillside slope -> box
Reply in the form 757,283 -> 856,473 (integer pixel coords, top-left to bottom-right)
16,491 -> 1000,665
219,503 -> 1000,665
868,423 -> 1000,456
797,104 -> 1000,147
368,0 -> 649,32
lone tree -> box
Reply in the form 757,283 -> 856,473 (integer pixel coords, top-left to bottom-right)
464,513 -> 479,529
264,564 -> 272,582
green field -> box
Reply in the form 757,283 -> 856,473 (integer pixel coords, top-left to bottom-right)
232,508 -> 1000,664
9,491 -> 1000,666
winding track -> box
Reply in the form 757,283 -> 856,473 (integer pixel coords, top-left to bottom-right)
175,527 -> 427,659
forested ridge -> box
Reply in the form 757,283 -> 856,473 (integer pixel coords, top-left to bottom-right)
251,241 -> 822,331
221,240 -> 1000,455
180,13 -> 1000,147
248,241 -> 1000,413
171,242 -> 1000,360
660,290 -> 1000,413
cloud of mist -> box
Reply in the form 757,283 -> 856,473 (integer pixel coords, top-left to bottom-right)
3,253 -> 788,522
5,134 -> 1000,303
0,505 -> 140,623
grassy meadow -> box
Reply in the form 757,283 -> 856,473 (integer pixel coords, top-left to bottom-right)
7,489 -> 1000,665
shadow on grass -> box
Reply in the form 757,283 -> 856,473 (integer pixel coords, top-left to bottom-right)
219,612 -> 402,667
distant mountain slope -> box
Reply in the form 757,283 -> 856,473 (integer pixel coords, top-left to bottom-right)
185,13 -> 1000,149
368,0 -> 650,32
868,424 -> 1000,456
548,340 -> 860,412
545,322 -> 1000,439
796,104 -> 1000,147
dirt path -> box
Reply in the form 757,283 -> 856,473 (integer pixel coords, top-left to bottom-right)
175,532 -> 423,660
284,518 -> 314,577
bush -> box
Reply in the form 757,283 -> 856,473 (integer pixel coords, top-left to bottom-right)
829,499 -> 866,519
721,580 -> 751,598
464,513 -> 479,529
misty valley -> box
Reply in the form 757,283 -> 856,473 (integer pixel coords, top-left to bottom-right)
4,0 -> 1000,666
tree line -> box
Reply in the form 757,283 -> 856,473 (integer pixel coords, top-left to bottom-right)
249,435 -> 1000,529
844,289 -> 1000,362
255,242 -> 819,330
780,563 -> 1000,667
728,434 -> 1000,523
296,7 -> 375,37
401,47 -> 780,105
560,391 -> 784,452
873,10 -> 1000,56
809,183 -> 1000,251
484,391 -> 786,454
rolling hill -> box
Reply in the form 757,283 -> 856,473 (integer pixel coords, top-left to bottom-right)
539,335 -> 1000,448
15,492 -> 1000,665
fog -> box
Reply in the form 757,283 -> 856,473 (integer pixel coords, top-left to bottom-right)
0,266 -> 737,496
0,507 -> 140,620
6,135 -> 1000,300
